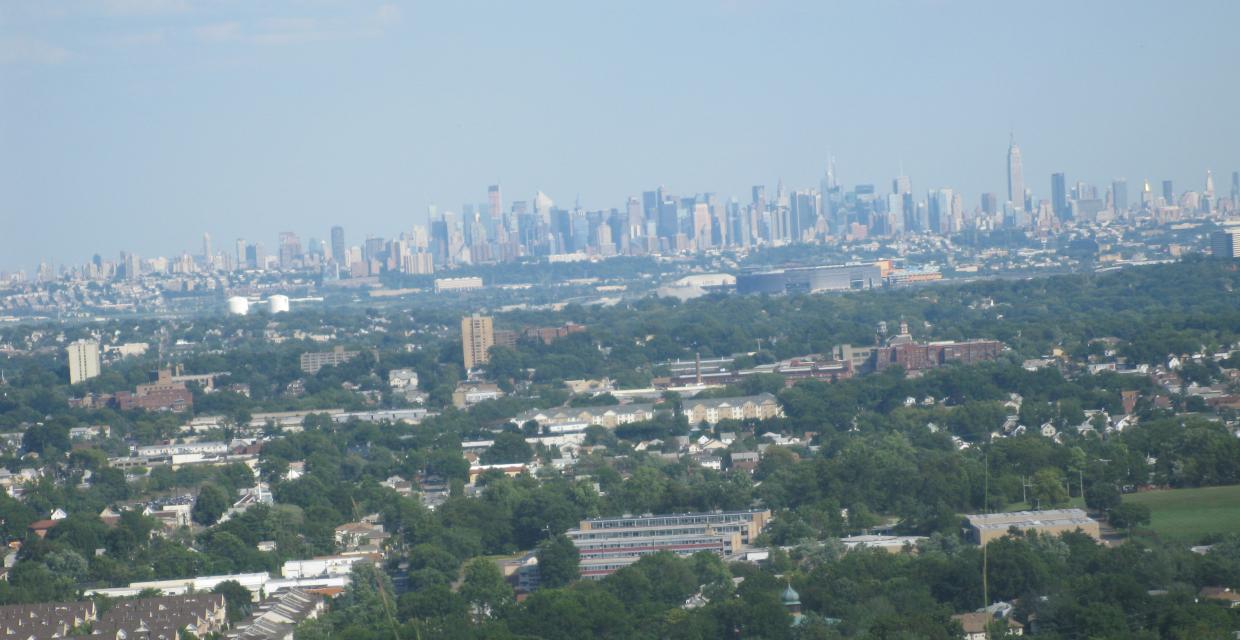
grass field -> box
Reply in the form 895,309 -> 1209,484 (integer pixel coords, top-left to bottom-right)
1124,485 -> 1240,543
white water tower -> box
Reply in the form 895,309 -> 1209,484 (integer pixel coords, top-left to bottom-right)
227,296 -> 250,315
267,295 -> 290,314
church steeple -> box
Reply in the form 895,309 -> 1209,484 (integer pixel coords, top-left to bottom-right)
782,582 -> 803,624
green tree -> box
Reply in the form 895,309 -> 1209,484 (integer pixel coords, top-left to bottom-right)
1085,481 -> 1122,511
1030,468 -> 1069,509
459,558 -> 513,617
192,483 -> 231,526
481,431 -> 534,465
1108,503 -> 1151,531
213,580 -> 254,623
536,534 -> 580,589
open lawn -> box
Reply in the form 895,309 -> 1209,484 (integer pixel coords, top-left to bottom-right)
1124,485 -> 1240,543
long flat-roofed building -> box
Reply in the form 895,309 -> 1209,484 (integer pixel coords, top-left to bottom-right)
299,346 -> 361,374
566,509 -> 771,579
736,262 -> 883,295
965,509 -> 1100,546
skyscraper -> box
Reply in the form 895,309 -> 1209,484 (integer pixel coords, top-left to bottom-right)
67,339 -> 101,385
1111,179 -> 1128,212
1232,171 -> 1240,205
1162,180 -> 1174,205
1051,173 -> 1068,221
488,185 -> 503,222
928,189 -> 953,234
751,186 -> 766,214
1007,135 -> 1024,212
980,193 -> 998,218
461,314 -> 495,370
331,226 -> 346,264
278,232 -> 301,268
235,238 -> 245,272
202,233 -> 212,262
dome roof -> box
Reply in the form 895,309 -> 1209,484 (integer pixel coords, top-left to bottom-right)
781,584 -> 800,605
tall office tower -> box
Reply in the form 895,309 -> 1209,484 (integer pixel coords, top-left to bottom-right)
67,339 -> 101,385
788,191 -> 815,241
979,193 -> 998,218
1111,179 -> 1128,212
488,185 -> 503,222
640,190 -> 659,227
202,233 -> 212,262
626,196 -> 644,240
533,190 -> 554,225
751,186 -> 767,214
331,226 -> 346,263
892,175 -> 911,195
1205,170 -> 1216,198
1162,180 -> 1174,205
886,194 -> 906,234
1211,228 -> 1240,259
927,189 -> 952,234
691,202 -> 712,249
277,232 -> 301,268
1232,171 -> 1240,205
461,314 -> 495,370
121,251 -> 141,280
1140,180 -> 1155,209
235,238 -> 246,271
726,199 -> 747,247
1006,135 -> 1024,212
950,192 -> 965,233
1051,173 -> 1069,220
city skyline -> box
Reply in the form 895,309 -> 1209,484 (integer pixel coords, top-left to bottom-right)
4,153 -> 1233,278
3,1 -> 1240,271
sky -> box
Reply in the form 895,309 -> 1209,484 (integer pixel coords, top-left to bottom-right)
2,0 -> 1239,273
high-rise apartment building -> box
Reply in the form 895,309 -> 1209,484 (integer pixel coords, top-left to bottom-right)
461,314 -> 495,370
67,339 -> 101,385
1007,135 -> 1024,212
1212,229 -> 1240,259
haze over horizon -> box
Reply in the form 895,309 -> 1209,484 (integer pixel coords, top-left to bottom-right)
2,0 -> 1238,273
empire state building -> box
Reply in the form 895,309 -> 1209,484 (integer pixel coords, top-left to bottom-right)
1007,135 -> 1024,212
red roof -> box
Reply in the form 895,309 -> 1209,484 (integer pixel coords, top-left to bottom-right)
28,519 -> 59,530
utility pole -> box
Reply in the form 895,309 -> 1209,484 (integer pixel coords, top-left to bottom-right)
983,450 -> 990,609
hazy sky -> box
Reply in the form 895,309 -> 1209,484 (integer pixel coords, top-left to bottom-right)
2,0 -> 1238,272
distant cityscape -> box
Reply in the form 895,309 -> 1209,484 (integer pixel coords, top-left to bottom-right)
3,140 -> 1239,318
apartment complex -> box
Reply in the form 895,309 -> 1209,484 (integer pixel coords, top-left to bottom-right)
680,393 -> 783,426
513,403 -> 656,432
299,346 -> 361,374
